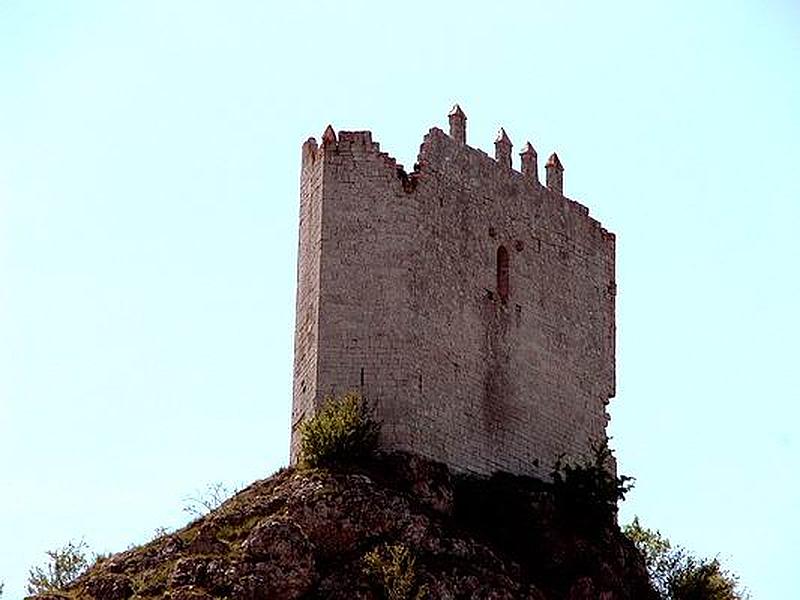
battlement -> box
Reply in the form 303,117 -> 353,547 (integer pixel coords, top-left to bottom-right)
292,106 -> 616,479
302,126 -> 410,188
302,107 -> 608,235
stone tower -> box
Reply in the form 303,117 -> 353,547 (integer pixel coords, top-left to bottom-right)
291,106 -> 616,479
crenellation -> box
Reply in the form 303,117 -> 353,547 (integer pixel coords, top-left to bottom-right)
448,104 -> 467,144
322,124 -> 337,146
337,130 -> 373,145
301,137 -> 318,166
291,105 -> 616,480
546,152 -> 565,195
494,128 -> 513,169
520,142 -> 539,183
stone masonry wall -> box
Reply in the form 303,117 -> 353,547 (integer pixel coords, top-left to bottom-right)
290,114 -> 616,479
291,138 -> 324,438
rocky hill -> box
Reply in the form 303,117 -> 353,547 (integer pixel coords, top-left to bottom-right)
32,453 -> 656,599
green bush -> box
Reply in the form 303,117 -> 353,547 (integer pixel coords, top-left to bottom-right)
624,517 -> 749,600
27,539 -> 90,595
670,556 -> 746,600
551,440 -> 634,530
363,543 -> 428,600
298,391 -> 380,467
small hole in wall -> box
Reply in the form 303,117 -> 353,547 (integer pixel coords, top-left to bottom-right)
360,368 -> 365,387
418,373 -> 423,393
439,197 -> 443,207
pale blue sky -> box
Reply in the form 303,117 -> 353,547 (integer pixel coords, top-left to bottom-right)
1,2 -> 798,598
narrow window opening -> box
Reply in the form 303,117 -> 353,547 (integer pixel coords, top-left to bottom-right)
360,367 -> 365,387
497,245 -> 510,303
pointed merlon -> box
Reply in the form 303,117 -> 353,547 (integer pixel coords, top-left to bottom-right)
495,128 -> 511,145
494,128 -> 512,169
545,152 -> 564,194
448,104 -> 467,145
546,152 -> 563,170
448,104 -> 466,119
520,142 -> 539,183
322,125 -> 337,146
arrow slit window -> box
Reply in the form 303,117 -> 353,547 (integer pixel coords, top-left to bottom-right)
497,245 -> 510,302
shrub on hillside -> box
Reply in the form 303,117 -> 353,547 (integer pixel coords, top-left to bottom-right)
624,517 -> 749,600
182,481 -> 238,518
27,540 -> 90,595
298,392 -> 380,467
363,543 -> 428,600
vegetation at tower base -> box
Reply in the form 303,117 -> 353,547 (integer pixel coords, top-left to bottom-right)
550,441 -> 635,533
25,451 -> 657,600
297,392 -> 379,468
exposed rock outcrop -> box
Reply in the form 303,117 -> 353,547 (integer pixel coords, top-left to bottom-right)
33,453 -> 656,599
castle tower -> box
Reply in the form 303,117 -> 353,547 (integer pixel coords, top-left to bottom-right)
291,107 -> 616,479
